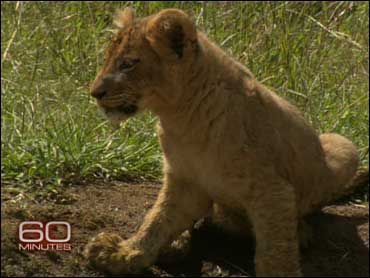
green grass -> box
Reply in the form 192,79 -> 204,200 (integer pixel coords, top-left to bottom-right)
1,2 -> 369,197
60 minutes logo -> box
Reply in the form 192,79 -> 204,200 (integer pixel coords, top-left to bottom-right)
18,221 -> 71,251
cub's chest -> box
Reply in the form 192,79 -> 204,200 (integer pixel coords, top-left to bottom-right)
161,139 -> 211,175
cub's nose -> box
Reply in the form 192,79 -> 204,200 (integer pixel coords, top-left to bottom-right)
90,78 -> 107,100
91,89 -> 107,100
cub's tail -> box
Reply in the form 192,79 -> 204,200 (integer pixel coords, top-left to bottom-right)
335,168 -> 369,201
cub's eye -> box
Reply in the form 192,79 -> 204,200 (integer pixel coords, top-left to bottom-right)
119,59 -> 140,71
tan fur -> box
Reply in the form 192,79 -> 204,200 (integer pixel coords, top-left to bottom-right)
85,8 -> 363,277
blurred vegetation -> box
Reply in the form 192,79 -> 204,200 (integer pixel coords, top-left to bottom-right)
1,1 -> 368,199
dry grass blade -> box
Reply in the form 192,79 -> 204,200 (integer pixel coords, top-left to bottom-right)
2,1 -> 22,66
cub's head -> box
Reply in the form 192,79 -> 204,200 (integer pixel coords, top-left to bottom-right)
90,8 -> 198,126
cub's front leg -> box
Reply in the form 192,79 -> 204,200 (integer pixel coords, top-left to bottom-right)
248,180 -> 303,277
84,173 -> 211,275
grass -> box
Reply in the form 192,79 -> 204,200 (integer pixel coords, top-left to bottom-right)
1,2 -> 369,198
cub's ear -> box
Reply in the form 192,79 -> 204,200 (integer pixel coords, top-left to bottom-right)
114,7 -> 136,28
146,9 -> 197,60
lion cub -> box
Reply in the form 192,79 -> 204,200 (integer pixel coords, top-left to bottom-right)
85,8 -> 362,277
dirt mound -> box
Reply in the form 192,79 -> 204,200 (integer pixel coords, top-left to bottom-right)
1,182 -> 369,277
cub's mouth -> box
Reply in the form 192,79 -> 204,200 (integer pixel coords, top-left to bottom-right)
100,104 -> 138,127
100,103 -> 138,116
117,104 -> 138,115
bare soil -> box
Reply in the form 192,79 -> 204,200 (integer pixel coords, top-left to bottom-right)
1,181 -> 369,277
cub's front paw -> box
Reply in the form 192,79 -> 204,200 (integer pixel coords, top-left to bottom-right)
84,232 -> 148,275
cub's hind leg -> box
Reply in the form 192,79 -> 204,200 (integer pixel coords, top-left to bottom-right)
295,133 -> 360,248
320,133 -> 359,190
300,133 -> 360,216
210,203 -> 314,250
